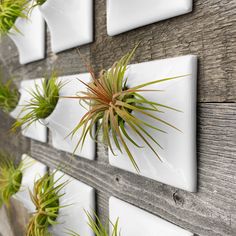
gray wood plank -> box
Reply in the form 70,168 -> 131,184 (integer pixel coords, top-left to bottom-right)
30,103 -> 236,236
0,111 -> 30,159
0,199 -> 30,236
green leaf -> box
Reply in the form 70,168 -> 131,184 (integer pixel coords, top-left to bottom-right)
0,74 -> 20,113
0,0 -> 29,35
0,150 -> 24,207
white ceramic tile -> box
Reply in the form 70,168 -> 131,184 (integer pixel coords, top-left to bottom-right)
39,0 -> 93,53
107,0 -> 193,36
109,197 -> 193,236
43,74 -> 95,160
108,55 -> 198,192
50,171 -> 95,236
10,79 -> 47,143
8,1 -> 45,64
14,154 -> 47,212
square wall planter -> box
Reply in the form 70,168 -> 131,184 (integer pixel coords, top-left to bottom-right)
43,74 -> 95,160
108,55 -> 198,192
49,171 -> 95,236
107,0 -> 193,36
39,0 -> 93,53
109,197 -> 193,236
14,154 -> 47,212
10,79 -> 47,143
8,1 -> 45,64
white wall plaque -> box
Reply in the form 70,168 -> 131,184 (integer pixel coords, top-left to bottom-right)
50,171 -> 95,236
43,74 -> 95,160
107,0 -> 193,36
14,154 -> 47,212
108,55 -> 197,192
10,79 -> 47,143
39,0 -> 93,53
109,197 -> 193,236
8,1 -> 45,64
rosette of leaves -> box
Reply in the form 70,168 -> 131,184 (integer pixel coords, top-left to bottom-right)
71,45 -> 182,171
26,172 -> 68,236
0,76 -> 20,113
0,150 -> 23,207
0,0 -> 29,35
12,73 -> 63,131
67,211 -> 120,236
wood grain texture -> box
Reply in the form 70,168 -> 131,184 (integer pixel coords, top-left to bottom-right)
7,199 -> 31,236
0,0 -> 236,235
0,111 -> 30,159
30,103 -> 236,236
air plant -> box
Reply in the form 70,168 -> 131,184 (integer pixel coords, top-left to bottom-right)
67,211 -> 120,236
30,0 -> 47,9
0,194 -> 3,208
0,0 -> 29,35
26,171 -> 68,236
86,212 -> 120,236
0,76 -> 20,113
0,150 -> 23,207
71,45 -> 183,171
12,73 -> 63,131
35,0 -> 47,6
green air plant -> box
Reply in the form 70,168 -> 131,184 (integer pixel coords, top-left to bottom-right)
0,194 -> 3,208
0,150 -> 23,207
12,73 -> 63,131
0,0 -> 29,35
0,77 -> 20,113
30,0 -> 46,9
71,45 -> 183,171
26,171 -> 68,236
86,211 -> 120,236
35,0 -> 47,6
67,211 -> 120,236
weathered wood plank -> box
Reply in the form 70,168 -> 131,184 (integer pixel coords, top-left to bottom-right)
0,199 -> 30,236
0,111 -> 29,159
30,103 -> 236,236
8,199 -> 31,236
0,0 -> 236,102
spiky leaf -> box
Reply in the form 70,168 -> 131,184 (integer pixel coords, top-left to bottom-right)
66,211 -> 120,236
0,75 -> 20,113
0,0 -> 29,35
0,150 -> 23,206
26,171 -> 68,236
12,73 -> 63,131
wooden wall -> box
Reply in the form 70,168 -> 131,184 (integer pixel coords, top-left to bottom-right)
0,0 -> 236,235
